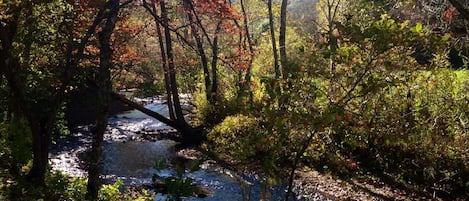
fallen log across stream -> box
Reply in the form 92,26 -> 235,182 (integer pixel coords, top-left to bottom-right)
110,91 -> 206,146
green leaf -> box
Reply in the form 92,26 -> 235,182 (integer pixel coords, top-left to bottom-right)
411,23 -> 423,33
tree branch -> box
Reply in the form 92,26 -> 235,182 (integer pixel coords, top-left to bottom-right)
110,91 -> 179,129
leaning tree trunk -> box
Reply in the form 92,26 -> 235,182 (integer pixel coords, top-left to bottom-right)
86,1 -> 120,199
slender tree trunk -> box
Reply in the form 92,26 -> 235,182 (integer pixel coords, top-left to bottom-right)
239,0 -> 254,102
160,0 -> 187,127
86,1 -> 120,199
156,19 -> 176,120
279,0 -> 288,78
285,131 -> 316,201
210,21 -> 222,103
144,0 -> 176,120
327,0 -> 336,74
240,0 -> 253,79
268,0 -> 280,80
184,2 -> 211,101
325,0 -> 340,98
141,0 -> 204,145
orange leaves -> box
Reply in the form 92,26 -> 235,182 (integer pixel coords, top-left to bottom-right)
115,17 -> 144,36
116,47 -> 141,65
192,0 -> 240,20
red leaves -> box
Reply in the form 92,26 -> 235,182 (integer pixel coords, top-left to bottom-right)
444,6 -> 459,22
224,47 -> 253,72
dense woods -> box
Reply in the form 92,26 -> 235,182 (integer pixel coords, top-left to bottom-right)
1,0 -> 468,200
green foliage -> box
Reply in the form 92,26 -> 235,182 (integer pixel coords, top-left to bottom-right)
0,170 -> 154,201
206,1 -> 468,198
152,158 -> 204,200
193,89 -> 244,126
97,179 -> 154,201
53,103 -> 70,139
0,116 -> 32,171
98,180 -> 124,201
162,175 -> 196,199
135,81 -> 164,97
66,177 -> 88,200
207,114 -> 268,162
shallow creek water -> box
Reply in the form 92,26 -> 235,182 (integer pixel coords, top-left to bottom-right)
49,96 -> 298,201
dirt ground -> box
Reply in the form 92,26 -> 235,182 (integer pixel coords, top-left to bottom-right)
293,167 -> 448,201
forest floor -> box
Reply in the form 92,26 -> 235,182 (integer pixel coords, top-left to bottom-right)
179,147 -> 446,201
293,167 -> 444,201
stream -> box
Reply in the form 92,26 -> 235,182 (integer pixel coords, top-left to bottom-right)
49,96 -> 304,201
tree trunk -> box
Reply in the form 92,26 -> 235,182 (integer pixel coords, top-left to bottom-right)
27,125 -> 48,186
239,0 -> 254,102
324,0 -> 340,98
86,1 -> 120,199
268,0 -> 280,81
240,0 -> 253,80
209,21 -> 222,103
279,0 -> 288,78
156,20 -> 176,120
141,0 -> 204,146
1,9 -> 54,186
185,4 -> 212,101
26,112 -> 57,186
161,0 -> 186,126
144,0 -> 176,120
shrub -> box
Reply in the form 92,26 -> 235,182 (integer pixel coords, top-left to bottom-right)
207,114 -> 269,163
